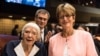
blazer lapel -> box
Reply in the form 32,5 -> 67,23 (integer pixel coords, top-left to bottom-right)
29,45 -> 39,56
14,42 -> 40,56
14,42 -> 25,56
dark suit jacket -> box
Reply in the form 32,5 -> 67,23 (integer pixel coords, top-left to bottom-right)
1,40 -> 47,56
43,27 -> 50,56
44,27 -> 49,41
94,39 -> 100,56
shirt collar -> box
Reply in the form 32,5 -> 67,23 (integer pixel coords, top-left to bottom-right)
41,28 -> 44,33
14,41 -> 39,56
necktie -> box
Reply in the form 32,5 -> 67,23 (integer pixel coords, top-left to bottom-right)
40,30 -> 44,42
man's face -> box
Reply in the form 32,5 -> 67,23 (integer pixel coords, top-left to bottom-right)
35,13 -> 49,29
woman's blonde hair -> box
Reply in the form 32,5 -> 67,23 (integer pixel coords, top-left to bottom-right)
56,3 -> 76,18
21,22 -> 40,41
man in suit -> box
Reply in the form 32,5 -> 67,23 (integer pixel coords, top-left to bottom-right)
34,9 -> 52,43
34,9 -> 52,56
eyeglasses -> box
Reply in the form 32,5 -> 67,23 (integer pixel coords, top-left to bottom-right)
59,15 -> 73,19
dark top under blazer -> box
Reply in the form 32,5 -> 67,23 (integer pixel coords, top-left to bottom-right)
1,40 -> 47,56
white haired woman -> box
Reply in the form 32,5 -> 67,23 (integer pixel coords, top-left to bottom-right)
2,22 -> 47,56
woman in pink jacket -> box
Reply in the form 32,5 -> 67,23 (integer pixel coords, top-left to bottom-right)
48,3 -> 98,56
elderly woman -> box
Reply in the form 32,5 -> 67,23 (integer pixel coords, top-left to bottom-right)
48,3 -> 98,56
2,22 -> 46,56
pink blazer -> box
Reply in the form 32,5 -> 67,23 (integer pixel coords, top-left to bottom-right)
49,30 -> 98,56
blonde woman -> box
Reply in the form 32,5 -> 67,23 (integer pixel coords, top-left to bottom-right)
49,3 -> 98,56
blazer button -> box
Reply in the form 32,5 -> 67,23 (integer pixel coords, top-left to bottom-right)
67,46 -> 70,49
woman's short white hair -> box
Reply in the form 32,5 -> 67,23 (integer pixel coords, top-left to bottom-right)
21,22 -> 40,41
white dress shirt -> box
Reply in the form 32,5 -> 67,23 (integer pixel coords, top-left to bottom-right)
41,29 -> 44,42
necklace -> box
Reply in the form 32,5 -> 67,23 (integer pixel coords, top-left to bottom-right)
61,29 -> 74,37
